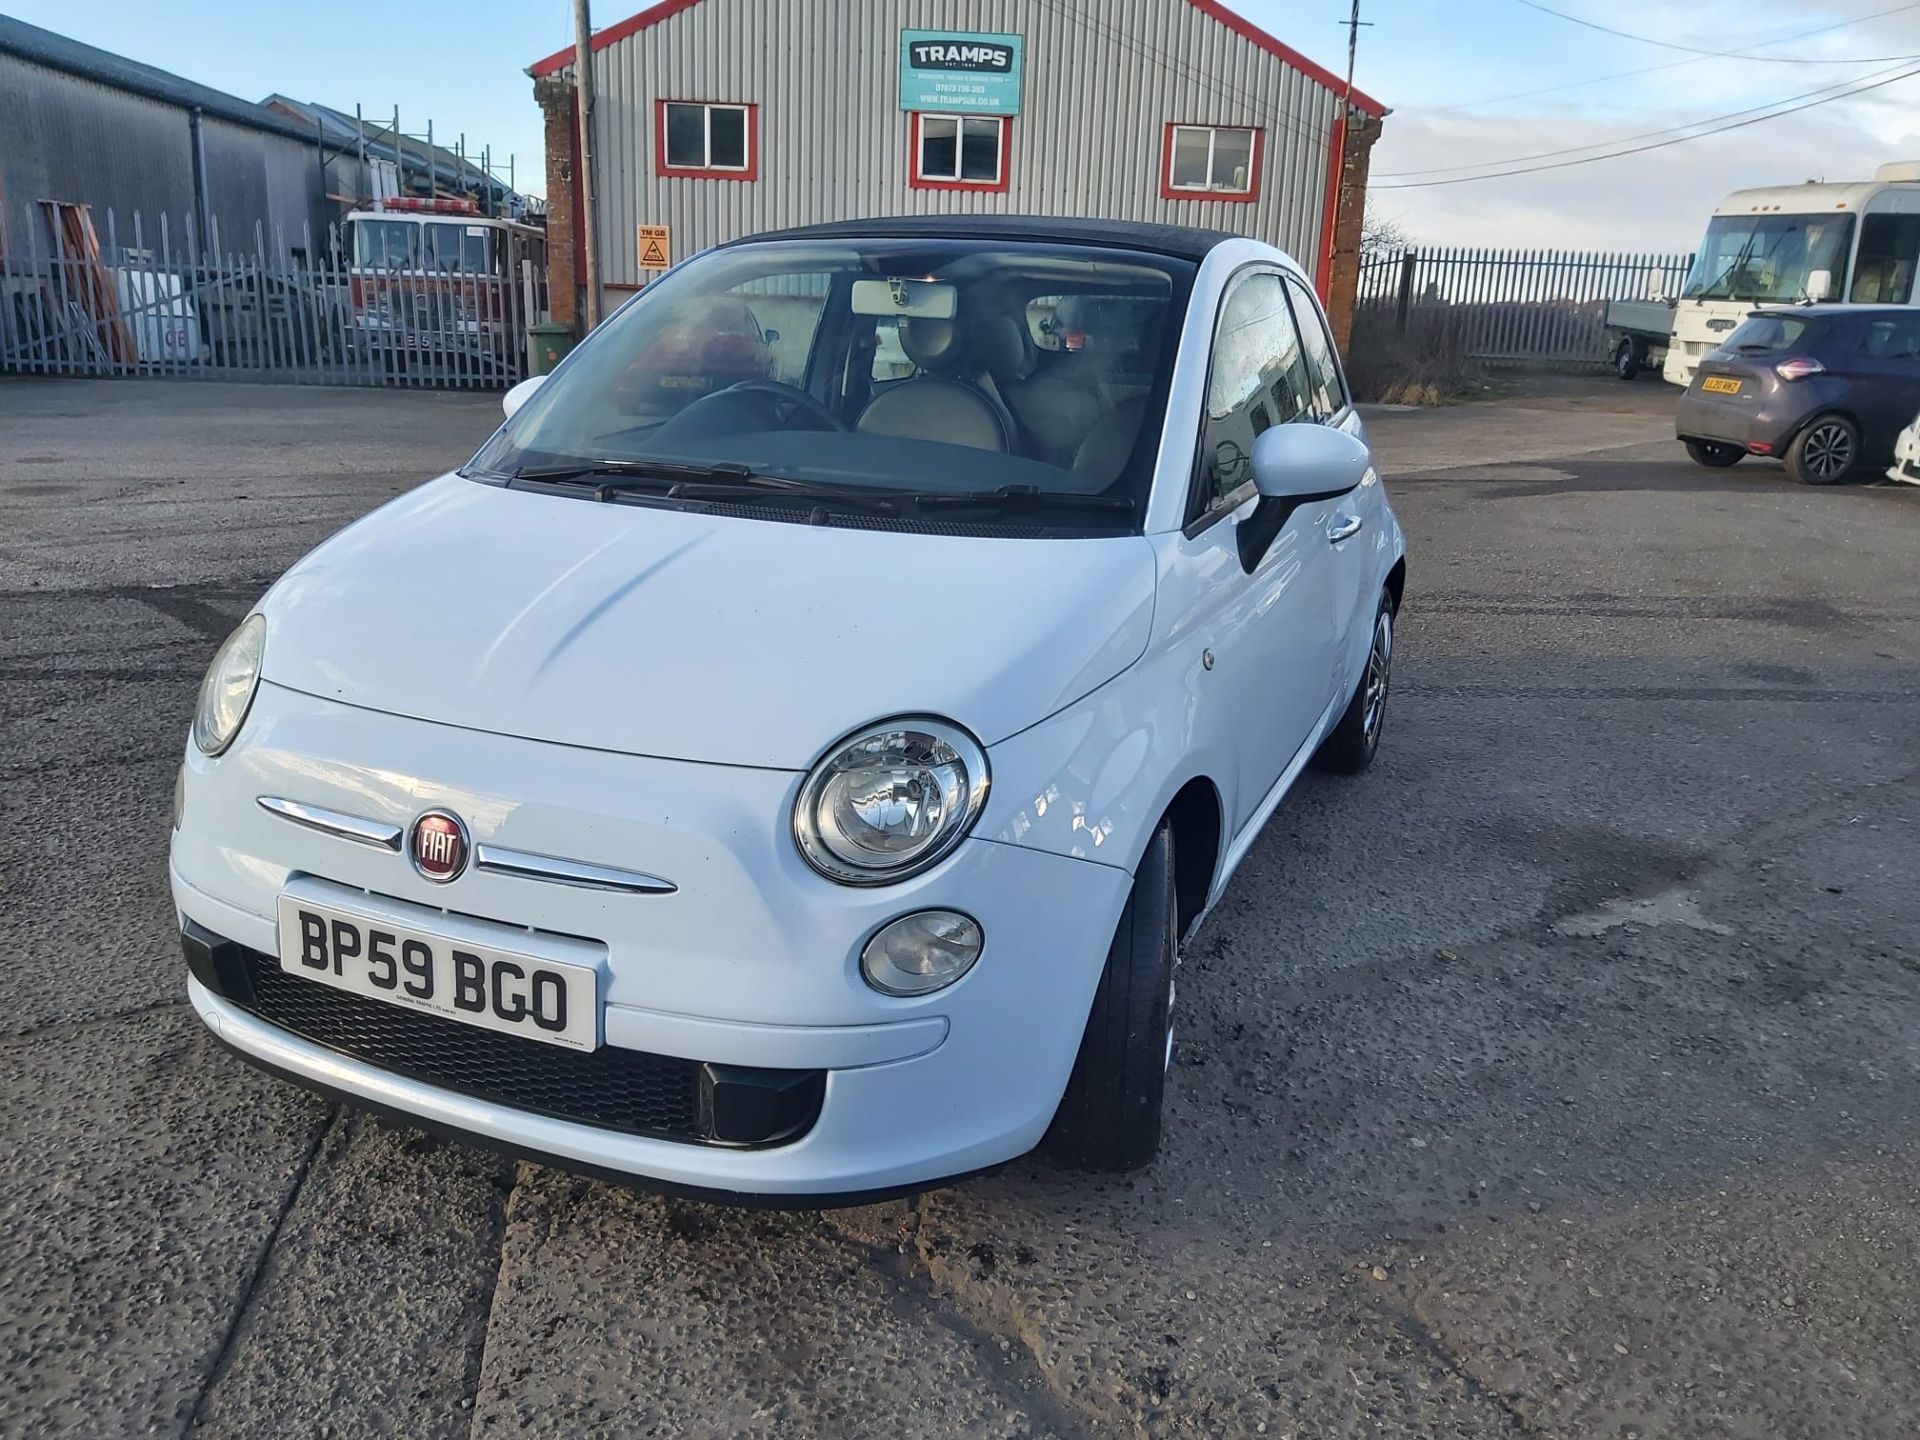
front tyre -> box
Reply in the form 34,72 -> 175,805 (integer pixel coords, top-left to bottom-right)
1044,822 -> 1176,1172
1315,591 -> 1395,775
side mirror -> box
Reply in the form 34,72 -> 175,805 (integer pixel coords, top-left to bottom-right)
1806,269 -> 1832,303
1249,423 -> 1371,501
1239,424 -> 1372,573
502,372 -> 547,420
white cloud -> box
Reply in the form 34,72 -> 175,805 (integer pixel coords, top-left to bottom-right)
1363,6 -> 1920,251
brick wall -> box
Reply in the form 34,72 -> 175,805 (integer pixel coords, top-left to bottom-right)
534,75 -> 580,332
1325,110 -> 1382,354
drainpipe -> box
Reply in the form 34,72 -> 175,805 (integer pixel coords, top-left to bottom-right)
574,0 -> 601,329
189,106 -> 213,251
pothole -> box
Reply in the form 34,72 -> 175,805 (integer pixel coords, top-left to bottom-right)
1551,888 -> 1734,938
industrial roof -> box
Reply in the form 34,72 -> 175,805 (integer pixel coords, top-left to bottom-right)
0,15 -> 318,144
262,95 -> 531,208
725,214 -> 1243,262
526,0 -> 1385,116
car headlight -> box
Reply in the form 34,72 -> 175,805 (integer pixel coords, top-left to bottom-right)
793,717 -> 989,885
192,615 -> 266,756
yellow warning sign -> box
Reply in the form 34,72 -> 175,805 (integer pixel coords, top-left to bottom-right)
638,225 -> 672,270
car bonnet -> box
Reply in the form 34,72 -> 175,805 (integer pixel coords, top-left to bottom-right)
253,475 -> 1158,770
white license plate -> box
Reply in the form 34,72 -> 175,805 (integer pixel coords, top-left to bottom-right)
274,895 -> 599,1050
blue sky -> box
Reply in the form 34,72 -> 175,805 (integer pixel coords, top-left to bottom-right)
9,0 -> 1920,248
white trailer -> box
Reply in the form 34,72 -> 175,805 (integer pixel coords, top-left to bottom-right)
1602,298 -> 1678,380
1662,161 -> 1920,387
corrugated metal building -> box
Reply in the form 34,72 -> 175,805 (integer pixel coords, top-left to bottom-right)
0,15 -> 335,260
528,0 -> 1385,337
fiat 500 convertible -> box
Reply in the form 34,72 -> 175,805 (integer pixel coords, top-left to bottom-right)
172,216 -> 1406,1202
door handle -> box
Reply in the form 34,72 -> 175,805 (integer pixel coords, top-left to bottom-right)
1327,514 -> 1364,543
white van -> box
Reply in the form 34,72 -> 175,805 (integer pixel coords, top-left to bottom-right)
1665,161 -> 1920,386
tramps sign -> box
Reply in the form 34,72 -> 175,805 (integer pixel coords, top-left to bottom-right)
899,30 -> 1024,115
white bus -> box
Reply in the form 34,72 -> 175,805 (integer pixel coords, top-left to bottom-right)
1664,161 -> 1920,386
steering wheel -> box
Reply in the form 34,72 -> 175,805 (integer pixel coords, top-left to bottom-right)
721,379 -> 846,432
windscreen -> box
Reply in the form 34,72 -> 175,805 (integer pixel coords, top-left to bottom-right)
425,223 -> 497,274
353,220 -> 419,270
1682,213 -> 1854,304
468,238 -> 1193,530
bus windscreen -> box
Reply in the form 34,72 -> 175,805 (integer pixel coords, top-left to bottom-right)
1682,213 -> 1855,304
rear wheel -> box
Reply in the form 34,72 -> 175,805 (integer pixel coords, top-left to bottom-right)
1787,414 -> 1860,485
1613,337 -> 1642,381
1684,439 -> 1744,468
1044,822 -> 1176,1172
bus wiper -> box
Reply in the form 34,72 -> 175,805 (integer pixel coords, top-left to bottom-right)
911,485 -> 1136,515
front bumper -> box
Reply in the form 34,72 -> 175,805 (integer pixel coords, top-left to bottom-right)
172,682 -> 1133,1197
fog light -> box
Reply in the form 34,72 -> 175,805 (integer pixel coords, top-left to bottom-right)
860,911 -> 983,996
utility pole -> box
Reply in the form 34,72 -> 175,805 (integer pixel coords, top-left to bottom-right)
574,0 -> 601,329
1331,2 -> 1371,280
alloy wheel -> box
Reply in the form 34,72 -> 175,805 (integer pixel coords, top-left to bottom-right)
1803,422 -> 1855,482
1362,608 -> 1393,749
1164,974 -> 1176,1073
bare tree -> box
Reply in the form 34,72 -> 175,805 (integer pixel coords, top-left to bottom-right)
1361,210 -> 1413,261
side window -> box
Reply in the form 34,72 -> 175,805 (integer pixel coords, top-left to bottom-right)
1197,272 -> 1314,517
1283,276 -> 1347,419
1863,315 -> 1920,364
1849,214 -> 1920,305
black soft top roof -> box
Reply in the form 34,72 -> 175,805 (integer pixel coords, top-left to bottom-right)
722,214 -> 1242,263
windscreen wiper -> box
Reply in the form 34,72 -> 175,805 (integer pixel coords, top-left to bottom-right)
513,461 -> 906,515
911,485 -> 1136,516
512,458 -> 765,487
660,481 -> 904,514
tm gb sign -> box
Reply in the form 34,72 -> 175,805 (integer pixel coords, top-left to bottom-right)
899,29 -> 1024,115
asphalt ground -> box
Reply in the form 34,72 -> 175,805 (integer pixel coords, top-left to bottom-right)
2,373 -> 1917,1439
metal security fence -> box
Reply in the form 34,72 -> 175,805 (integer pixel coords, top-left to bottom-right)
1353,246 -> 1694,369
0,203 -> 547,388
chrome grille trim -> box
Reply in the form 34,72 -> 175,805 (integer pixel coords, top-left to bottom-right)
257,797 -> 402,850
474,845 -> 677,895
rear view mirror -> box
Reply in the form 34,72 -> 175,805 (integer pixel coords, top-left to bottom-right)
1249,423 -> 1371,501
851,278 -> 958,320
1806,269 -> 1832,302
502,373 -> 547,420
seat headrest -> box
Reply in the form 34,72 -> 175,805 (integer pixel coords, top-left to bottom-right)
899,315 -> 966,372
977,312 -> 1038,384
1069,396 -> 1150,493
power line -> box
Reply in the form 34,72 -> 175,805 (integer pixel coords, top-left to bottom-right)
1379,57 -> 1919,177
1372,61 -> 1920,188
1416,0 -> 1920,114
1511,0 -> 1920,62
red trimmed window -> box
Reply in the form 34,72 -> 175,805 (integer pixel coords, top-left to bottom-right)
1161,124 -> 1262,202
910,113 -> 1010,193
656,100 -> 757,180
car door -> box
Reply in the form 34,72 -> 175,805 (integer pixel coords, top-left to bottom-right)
1283,274 -> 1373,701
1171,268 -> 1341,834
1852,314 -> 1920,459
